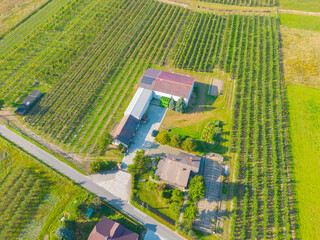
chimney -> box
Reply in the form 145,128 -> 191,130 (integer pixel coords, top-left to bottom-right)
190,157 -> 193,162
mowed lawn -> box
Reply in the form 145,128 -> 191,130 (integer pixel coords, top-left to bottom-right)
280,0 -> 320,12
287,84 -> 320,239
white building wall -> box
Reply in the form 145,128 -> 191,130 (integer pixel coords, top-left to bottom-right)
153,91 -> 188,105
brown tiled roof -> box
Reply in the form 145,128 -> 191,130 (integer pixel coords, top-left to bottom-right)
152,78 -> 193,99
155,152 -> 202,188
88,216 -> 138,240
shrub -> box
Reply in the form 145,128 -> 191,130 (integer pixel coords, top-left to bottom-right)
127,149 -> 151,176
176,97 -> 186,113
155,156 -> 161,164
161,189 -> 172,199
156,132 -> 170,145
169,201 -> 181,215
62,219 -> 76,230
89,160 -> 117,173
154,175 -> 160,181
157,183 -> 166,192
170,134 -> 181,148
172,189 -> 184,202
168,98 -> 176,110
146,181 -> 157,191
55,226 -> 74,240
96,132 -> 113,155
181,138 -> 197,152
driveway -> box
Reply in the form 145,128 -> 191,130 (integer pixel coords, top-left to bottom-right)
122,104 -> 167,168
0,124 -> 184,240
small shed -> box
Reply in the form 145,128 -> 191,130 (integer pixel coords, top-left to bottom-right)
85,208 -> 94,218
209,79 -> 224,97
15,90 -> 42,115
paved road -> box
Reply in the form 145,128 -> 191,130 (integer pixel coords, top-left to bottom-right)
0,124 -> 184,240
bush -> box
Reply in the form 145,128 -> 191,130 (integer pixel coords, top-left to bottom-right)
172,189 -> 184,202
127,149 -> 151,176
169,201 -> 181,215
157,183 -> 166,192
146,181 -> 157,191
161,189 -> 172,199
170,134 -> 181,148
154,175 -> 160,181
55,226 -> 74,240
155,156 -> 161,164
62,219 -> 76,230
156,132 -> 170,145
181,138 -> 197,152
96,132 -> 113,155
168,98 -> 176,110
176,97 -> 186,113
89,160 -> 117,173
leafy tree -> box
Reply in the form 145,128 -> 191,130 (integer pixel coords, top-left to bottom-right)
176,97 -> 186,113
214,127 -> 222,135
0,99 -> 4,110
127,149 -> 151,176
168,98 -> 176,110
183,204 -> 198,221
170,134 -> 181,148
62,220 -> 76,230
161,189 -> 172,199
181,138 -> 197,152
171,189 -> 184,202
156,132 -> 170,145
188,175 -> 206,202
96,132 -> 113,155
55,226 -> 74,240
146,181 -> 157,191
155,156 -> 161,164
169,201 -> 181,215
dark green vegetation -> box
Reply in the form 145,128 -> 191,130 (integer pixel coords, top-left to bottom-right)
198,0 -> 277,7
0,137 -> 141,239
174,13 -> 296,239
156,131 -> 197,152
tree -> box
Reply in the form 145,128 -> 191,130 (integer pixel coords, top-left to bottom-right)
55,226 -> 74,240
170,134 -> 181,148
188,175 -> 206,202
181,138 -> 197,152
127,149 -> 151,176
176,97 -> 186,113
183,204 -> 198,221
168,98 -> 176,110
169,201 -> 181,215
156,132 -> 170,145
157,183 -> 166,192
172,189 -> 184,202
0,99 -> 4,110
96,132 -> 113,155
146,181 -> 157,191
89,159 -> 116,173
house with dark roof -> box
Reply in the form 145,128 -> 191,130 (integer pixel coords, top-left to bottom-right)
112,115 -> 140,148
155,152 -> 203,189
88,216 -> 139,240
15,90 -> 42,116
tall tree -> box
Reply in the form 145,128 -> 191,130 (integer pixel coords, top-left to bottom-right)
168,98 -> 176,110
176,97 -> 186,113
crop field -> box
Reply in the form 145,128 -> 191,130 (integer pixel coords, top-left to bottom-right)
173,13 -> 296,239
0,137 -> 141,239
0,0 -> 190,154
198,0 -> 277,7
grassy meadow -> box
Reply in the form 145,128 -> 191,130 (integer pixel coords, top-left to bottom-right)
287,85 -> 320,239
0,136 -> 141,239
280,14 -> 320,32
280,0 -> 320,12
0,0 -> 49,37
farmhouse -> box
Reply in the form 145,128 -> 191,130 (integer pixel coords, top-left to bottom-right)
113,69 -> 195,147
88,216 -> 138,240
15,90 -> 42,116
139,68 -> 195,105
155,152 -> 203,189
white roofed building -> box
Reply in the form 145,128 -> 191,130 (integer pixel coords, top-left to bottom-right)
124,88 -> 153,120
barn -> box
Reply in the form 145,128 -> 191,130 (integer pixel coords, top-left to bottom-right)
15,90 -> 42,116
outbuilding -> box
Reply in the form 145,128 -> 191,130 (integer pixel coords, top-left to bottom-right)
15,90 -> 42,115
124,88 -> 153,120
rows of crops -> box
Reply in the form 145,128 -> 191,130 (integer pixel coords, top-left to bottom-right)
0,0 -> 188,153
173,13 -> 295,239
198,0 -> 277,7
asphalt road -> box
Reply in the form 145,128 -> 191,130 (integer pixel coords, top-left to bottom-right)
0,124 -> 184,240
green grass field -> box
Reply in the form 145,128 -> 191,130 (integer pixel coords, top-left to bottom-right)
280,14 -> 320,32
287,84 -> 320,240
0,136 -> 141,239
280,0 -> 320,12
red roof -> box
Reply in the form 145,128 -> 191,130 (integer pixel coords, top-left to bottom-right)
157,71 -> 194,86
152,71 -> 195,99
